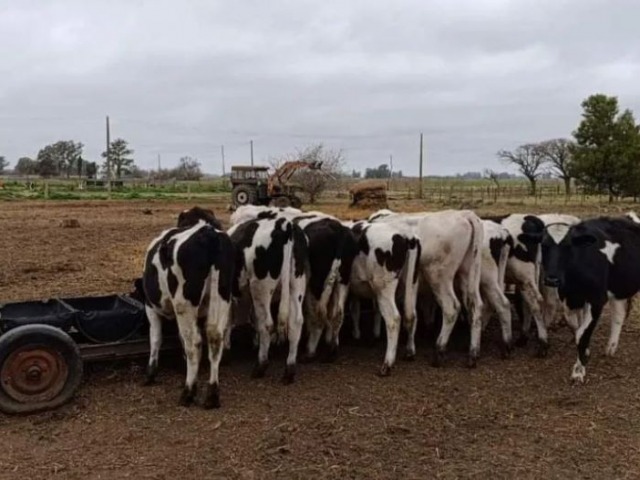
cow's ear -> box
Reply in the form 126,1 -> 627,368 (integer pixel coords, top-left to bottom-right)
571,233 -> 597,248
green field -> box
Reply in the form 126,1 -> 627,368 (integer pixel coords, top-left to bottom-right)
0,176 -> 631,209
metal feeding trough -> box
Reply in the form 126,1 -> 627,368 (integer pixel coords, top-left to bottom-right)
0,293 -> 181,415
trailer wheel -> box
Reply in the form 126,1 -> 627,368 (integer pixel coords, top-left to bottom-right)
0,324 -> 83,414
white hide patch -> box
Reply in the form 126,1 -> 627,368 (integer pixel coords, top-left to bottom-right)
599,240 -> 620,264
546,223 -> 570,245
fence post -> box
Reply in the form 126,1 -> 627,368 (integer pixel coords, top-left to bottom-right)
44,180 -> 49,200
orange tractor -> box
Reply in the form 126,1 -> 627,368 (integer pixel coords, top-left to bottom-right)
229,160 -> 323,208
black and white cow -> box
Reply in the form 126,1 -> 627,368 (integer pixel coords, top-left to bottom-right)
369,209 -> 485,367
344,219 -> 421,375
141,207 -> 234,408
226,214 -> 308,383
479,219 -> 514,356
541,216 -> 640,383
483,214 -> 548,354
229,205 -> 358,362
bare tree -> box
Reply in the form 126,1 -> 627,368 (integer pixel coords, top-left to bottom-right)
497,144 -> 545,195
269,144 -> 344,203
538,138 -> 575,196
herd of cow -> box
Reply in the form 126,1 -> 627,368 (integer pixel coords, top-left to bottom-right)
137,204 -> 640,409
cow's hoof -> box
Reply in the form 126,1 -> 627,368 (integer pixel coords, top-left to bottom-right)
378,363 -> 391,377
299,353 -> 316,364
515,335 -> 529,347
571,364 -> 586,385
203,383 -> 221,409
431,350 -> 444,367
179,386 -> 196,407
605,342 -> 618,357
282,365 -> 296,385
144,364 -> 157,385
251,361 -> 269,378
536,341 -> 549,358
467,352 -> 478,369
500,340 -> 514,359
321,346 -> 339,364
403,351 -> 416,362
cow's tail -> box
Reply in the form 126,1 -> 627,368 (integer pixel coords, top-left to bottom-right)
402,236 -> 421,330
276,222 -> 293,340
498,234 -> 513,290
462,212 -> 484,321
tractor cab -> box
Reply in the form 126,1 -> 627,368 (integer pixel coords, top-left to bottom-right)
230,166 -> 270,207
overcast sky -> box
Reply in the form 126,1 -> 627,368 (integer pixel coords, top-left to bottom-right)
1,0 -> 639,176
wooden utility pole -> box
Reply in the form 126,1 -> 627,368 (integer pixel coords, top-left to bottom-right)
106,115 -> 111,198
221,145 -> 226,175
388,154 -> 393,190
418,132 -> 423,199
157,153 -> 161,171
250,140 -> 254,166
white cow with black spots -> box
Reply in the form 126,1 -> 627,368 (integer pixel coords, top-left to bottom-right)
141,207 -> 234,409
369,209 -> 485,367
343,219 -> 422,375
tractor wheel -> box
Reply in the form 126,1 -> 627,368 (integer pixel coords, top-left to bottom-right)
232,185 -> 257,207
0,324 -> 83,415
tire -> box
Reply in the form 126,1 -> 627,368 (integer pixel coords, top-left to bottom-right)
0,324 -> 83,415
232,185 -> 257,207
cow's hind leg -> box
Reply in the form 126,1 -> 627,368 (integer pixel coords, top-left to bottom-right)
144,306 -> 163,385
203,300 -> 230,409
377,285 -> 402,376
283,283 -> 305,384
175,306 -> 202,406
250,281 -> 274,378
483,285 -> 513,358
605,298 -> 629,357
572,301 -> 604,384
430,281 -> 461,367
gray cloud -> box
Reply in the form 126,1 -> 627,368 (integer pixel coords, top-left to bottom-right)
1,0 -> 639,175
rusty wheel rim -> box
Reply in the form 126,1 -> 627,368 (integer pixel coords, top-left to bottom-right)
1,345 -> 68,404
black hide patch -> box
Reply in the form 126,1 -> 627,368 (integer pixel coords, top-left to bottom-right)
253,218 -> 293,280
229,220 -> 261,296
177,206 -> 222,230
489,237 -> 506,267
143,228 -> 181,309
257,211 -> 278,220
292,225 -> 309,278
374,234 -> 408,274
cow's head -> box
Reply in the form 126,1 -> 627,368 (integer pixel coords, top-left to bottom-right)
177,206 -> 223,230
541,222 -> 597,288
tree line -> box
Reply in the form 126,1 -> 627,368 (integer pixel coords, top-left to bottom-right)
0,138 -> 204,181
498,93 -> 640,201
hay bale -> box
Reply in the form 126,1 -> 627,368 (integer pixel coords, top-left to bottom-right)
348,179 -> 388,208
61,219 -> 80,228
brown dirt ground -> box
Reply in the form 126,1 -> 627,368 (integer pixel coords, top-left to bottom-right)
1,199 -> 640,480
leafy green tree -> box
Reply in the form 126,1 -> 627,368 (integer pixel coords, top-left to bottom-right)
572,94 -> 640,201
0,156 -> 9,174
365,164 -> 391,179
85,161 -> 98,178
15,157 -> 38,175
538,138 -> 575,196
102,138 -> 135,178
497,143 -> 545,195
36,141 -> 83,177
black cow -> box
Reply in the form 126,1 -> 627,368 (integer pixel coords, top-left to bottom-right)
141,207 -> 234,408
541,216 -> 640,383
